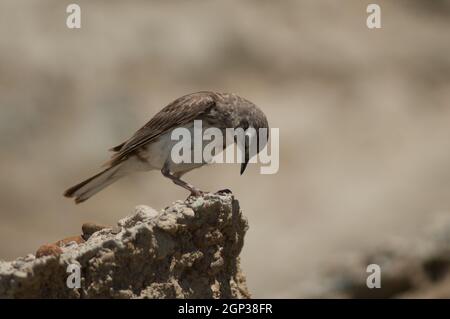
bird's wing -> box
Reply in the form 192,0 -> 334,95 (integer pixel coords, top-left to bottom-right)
107,92 -> 215,166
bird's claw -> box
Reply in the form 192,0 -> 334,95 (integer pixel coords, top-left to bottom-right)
188,189 -> 204,198
215,188 -> 233,195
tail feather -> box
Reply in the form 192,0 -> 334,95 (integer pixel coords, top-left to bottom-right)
64,165 -> 123,204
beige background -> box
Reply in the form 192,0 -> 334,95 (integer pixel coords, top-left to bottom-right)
1,0 -> 450,297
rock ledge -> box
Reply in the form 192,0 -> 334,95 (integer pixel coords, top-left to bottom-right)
0,193 -> 250,298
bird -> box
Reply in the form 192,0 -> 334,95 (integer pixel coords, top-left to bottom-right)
64,91 -> 269,204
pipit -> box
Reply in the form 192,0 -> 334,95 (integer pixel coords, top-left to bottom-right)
64,91 -> 268,203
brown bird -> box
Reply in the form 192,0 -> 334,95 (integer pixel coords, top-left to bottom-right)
64,91 -> 269,203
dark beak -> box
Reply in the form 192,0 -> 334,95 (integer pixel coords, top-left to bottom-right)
240,161 -> 249,175
240,146 -> 249,175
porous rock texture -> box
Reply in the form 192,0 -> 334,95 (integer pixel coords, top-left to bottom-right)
0,193 -> 250,298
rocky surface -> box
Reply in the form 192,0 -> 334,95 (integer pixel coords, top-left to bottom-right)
0,193 -> 250,298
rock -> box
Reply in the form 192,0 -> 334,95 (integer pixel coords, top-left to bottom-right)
82,223 -> 109,240
0,193 -> 250,299
117,205 -> 159,228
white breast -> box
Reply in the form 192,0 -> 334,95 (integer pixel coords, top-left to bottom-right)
140,124 -> 208,175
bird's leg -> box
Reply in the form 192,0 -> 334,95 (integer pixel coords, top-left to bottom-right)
161,166 -> 203,197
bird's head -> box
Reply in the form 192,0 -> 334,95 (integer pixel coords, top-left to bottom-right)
237,106 -> 269,175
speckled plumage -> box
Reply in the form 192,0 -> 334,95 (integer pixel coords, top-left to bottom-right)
64,91 -> 269,203
109,91 -> 268,165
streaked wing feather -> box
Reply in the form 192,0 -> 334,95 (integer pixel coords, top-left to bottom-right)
108,93 -> 215,165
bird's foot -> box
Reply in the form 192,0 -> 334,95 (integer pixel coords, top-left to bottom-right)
187,188 -> 205,199
215,188 -> 233,195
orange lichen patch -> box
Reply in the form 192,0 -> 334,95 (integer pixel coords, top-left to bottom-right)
55,235 -> 85,247
35,244 -> 63,258
34,222 -> 108,259
36,235 -> 85,258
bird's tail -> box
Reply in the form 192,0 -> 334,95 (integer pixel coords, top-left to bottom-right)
64,164 -> 123,204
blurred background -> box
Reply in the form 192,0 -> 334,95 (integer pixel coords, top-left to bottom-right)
1,0 -> 450,298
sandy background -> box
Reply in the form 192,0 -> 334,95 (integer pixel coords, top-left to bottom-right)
1,0 -> 450,297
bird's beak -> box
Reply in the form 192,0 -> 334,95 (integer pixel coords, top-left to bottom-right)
240,146 -> 249,175
240,161 -> 249,175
